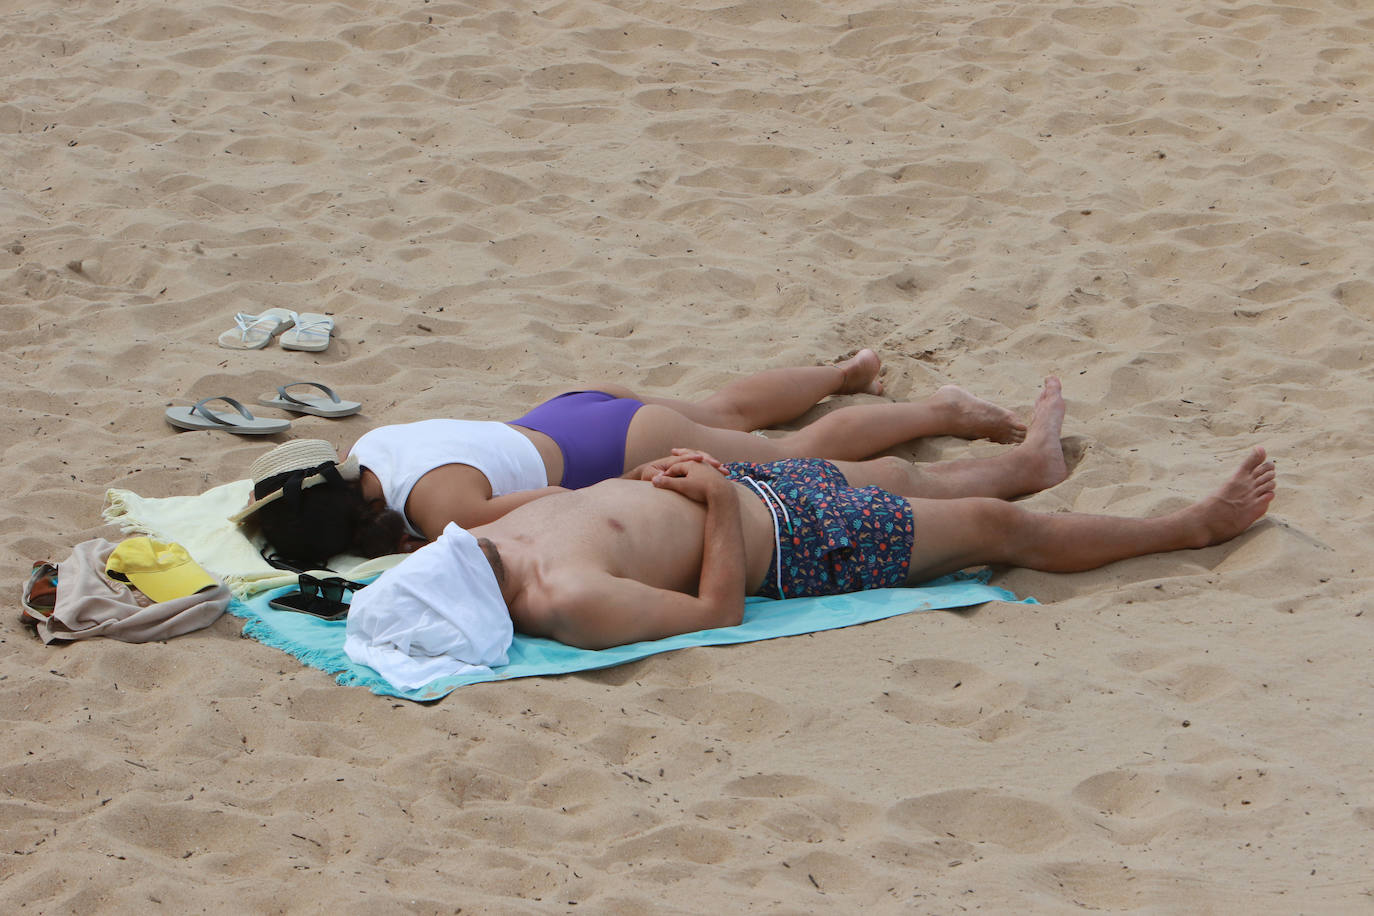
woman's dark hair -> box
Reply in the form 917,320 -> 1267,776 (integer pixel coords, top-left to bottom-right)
251,479 -> 406,570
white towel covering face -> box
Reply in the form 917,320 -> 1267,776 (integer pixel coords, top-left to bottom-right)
344,523 -> 513,690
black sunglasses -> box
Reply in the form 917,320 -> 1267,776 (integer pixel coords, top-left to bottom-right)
260,547 -> 312,574
298,573 -> 367,603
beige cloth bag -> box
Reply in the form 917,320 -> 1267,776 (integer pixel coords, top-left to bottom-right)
31,538 -> 229,645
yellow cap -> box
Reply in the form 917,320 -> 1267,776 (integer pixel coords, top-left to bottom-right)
105,538 -> 218,603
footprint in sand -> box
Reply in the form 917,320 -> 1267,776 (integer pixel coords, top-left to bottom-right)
888,787 -> 1071,853
876,657 -> 1031,741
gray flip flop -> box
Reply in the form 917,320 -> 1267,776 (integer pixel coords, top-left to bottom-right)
258,381 -> 361,418
165,396 -> 292,435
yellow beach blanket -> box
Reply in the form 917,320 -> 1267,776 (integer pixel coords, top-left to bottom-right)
102,481 -> 401,597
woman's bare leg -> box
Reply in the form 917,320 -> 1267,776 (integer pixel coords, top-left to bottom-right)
600,349 -> 1026,444
899,447 -> 1276,583
621,371 -> 1030,469
596,350 -> 884,431
774,383 -> 1029,456
676,349 -> 887,429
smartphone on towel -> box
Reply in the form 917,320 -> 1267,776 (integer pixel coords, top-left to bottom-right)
268,590 -> 350,621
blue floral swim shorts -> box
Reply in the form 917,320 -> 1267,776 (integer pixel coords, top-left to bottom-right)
723,458 -> 915,599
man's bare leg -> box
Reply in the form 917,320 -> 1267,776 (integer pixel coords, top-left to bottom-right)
830,376 -> 1068,499
899,446 -> 1277,583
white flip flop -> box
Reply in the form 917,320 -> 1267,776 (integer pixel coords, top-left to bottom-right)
165,396 -> 292,435
258,381 -> 361,418
217,308 -> 296,350
280,312 -> 335,352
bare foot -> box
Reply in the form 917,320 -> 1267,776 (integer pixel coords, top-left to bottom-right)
1006,376 -> 1069,492
931,384 -> 1029,444
836,349 -> 884,396
1186,446 -> 1277,547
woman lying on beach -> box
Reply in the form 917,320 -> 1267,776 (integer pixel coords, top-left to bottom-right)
233,350 -> 1028,568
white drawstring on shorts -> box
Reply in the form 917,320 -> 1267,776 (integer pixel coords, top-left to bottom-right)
739,476 -> 792,599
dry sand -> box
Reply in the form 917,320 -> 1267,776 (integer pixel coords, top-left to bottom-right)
2,0 -> 1372,911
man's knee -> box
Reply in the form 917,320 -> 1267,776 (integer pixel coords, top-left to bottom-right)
964,498 -> 1031,557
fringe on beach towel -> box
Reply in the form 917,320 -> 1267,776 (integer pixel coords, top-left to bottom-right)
231,572 -> 1036,702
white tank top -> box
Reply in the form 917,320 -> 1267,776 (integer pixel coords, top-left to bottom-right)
349,419 -> 547,537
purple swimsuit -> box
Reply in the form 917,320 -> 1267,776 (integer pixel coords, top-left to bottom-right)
510,391 -> 645,489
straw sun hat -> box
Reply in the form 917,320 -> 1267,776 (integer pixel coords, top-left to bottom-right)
228,439 -> 360,524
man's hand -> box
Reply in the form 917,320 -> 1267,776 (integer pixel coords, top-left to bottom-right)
650,454 -> 731,505
635,448 -> 725,481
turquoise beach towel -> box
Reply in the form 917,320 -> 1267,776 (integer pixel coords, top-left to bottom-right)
231,572 -> 1034,702
102,478 -> 1036,700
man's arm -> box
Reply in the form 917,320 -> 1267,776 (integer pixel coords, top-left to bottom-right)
650,458 -> 748,624
539,570 -> 746,650
537,461 -> 748,649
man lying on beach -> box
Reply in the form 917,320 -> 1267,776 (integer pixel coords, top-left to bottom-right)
232,350 -> 1027,568
343,378 -> 1275,668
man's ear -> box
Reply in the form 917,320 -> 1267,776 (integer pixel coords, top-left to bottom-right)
399,534 -> 428,553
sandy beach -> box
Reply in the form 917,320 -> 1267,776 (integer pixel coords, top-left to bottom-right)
3,0 -> 1372,910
